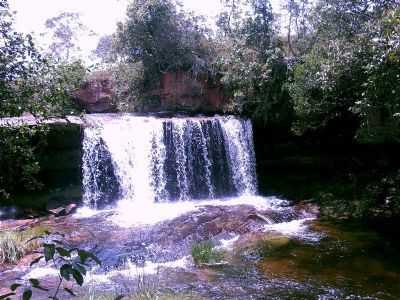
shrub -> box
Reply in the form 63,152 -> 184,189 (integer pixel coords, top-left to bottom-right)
1,231 -> 101,300
191,241 -> 224,265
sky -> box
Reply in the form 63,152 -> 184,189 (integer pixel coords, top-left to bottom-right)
9,0 -> 285,62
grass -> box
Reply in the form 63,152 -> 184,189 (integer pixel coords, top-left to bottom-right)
0,225 -> 48,264
191,241 -> 224,265
80,272 -> 200,300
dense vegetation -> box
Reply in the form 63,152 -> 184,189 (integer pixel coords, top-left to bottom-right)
0,0 -> 86,199
94,0 -> 399,143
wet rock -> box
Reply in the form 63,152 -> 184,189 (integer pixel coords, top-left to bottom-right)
16,253 -> 43,269
0,218 -> 41,231
48,203 -> 77,217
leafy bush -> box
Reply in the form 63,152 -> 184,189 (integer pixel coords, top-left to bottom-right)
191,241 -> 224,265
1,231 -> 101,300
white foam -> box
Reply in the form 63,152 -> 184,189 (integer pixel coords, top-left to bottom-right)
264,218 -> 321,241
111,195 -> 288,228
23,267 -> 59,279
218,235 -> 240,250
74,206 -> 112,218
86,256 -> 189,284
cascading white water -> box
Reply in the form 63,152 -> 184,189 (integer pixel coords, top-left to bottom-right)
82,114 -> 257,208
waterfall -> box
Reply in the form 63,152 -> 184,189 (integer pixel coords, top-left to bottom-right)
82,114 -> 257,208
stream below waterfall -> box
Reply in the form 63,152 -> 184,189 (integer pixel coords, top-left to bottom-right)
1,115 -> 400,299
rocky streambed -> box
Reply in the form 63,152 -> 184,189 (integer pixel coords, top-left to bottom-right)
1,196 -> 400,300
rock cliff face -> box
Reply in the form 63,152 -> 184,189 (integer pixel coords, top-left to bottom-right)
153,71 -> 227,113
74,72 -> 116,113
74,71 -> 227,113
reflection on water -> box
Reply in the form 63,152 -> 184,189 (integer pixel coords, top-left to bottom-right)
257,221 -> 400,299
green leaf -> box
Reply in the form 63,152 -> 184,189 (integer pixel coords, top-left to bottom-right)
43,244 -> 56,262
56,247 -> 70,257
30,256 -> 44,267
64,288 -> 76,296
71,268 -> 84,286
78,250 -> 101,265
10,283 -> 21,291
60,264 -> 72,281
77,250 -> 89,263
22,289 -> 32,300
29,279 -> 39,287
28,278 -> 48,291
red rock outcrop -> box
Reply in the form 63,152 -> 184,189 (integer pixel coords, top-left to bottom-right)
74,70 -> 227,113
74,71 -> 116,113
155,71 -> 227,113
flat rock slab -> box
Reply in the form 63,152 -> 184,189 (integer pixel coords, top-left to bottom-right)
0,116 -> 84,127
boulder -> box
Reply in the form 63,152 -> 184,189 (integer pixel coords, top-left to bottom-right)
74,71 -> 117,113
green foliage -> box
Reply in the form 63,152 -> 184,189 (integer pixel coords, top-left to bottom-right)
0,0 -> 86,199
216,0 -> 292,127
0,0 -> 45,117
216,0 -> 399,141
115,0 -> 215,101
0,125 -> 49,199
1,0 -> 86,118
39,60 -> 87,116
289,0 -> 400,141
0,231 -> 101,300
191,241 -> 224,265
